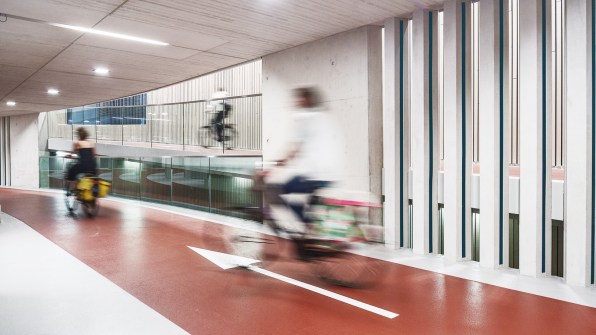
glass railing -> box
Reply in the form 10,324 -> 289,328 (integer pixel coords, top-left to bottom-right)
47,95 -> 262,152
39,155 -> 263,221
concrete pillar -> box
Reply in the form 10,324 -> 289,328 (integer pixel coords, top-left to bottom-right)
383,18 -> 410,249
411,9 -> 440,255
479,0 -> 510,268
565,0 -> 593,286
518,0 -> 553,277
443,0 -> 473,262
9,114 -> 40,188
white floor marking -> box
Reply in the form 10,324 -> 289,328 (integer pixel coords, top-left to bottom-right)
188,246 -> 399,319
0,212 -> 189,335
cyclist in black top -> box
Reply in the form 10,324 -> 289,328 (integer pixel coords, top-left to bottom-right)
65,127 -> 97,192
209,87 -> 231,142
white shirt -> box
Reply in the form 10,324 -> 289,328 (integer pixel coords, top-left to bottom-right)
209,90 -> 230,112
288,107 -> 343,181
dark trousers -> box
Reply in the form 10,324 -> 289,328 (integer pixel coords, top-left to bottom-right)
265,176 -> 329,223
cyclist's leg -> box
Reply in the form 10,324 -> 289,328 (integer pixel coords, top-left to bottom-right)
65,163 -> 82,194
281,176 -> 328,223
215,112 -> 224,141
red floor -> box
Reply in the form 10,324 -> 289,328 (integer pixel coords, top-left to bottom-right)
1,189 -> 594,334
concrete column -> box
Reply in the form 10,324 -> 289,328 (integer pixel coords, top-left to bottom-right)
518,0 -> 552,277
565,0 -> 593,286
411,9 -> 440,255
479,0 -> 510,268
383,18 -> 410,249
9,114 -> 40,188
443,0 -> 473,262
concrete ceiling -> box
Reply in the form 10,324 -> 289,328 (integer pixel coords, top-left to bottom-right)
0,0 -> 443,117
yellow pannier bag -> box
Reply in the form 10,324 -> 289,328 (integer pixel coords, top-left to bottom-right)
76,177 -> 95,202
96,179 -> 111,198
76,177 -> 111,201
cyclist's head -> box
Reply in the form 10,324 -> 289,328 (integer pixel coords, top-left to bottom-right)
77,127 -> 89,141
294,87 -> 321,109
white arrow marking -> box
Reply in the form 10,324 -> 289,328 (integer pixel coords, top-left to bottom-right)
188,246 -> 398,319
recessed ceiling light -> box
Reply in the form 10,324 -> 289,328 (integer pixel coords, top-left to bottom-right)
93,67 -> 110,75
6,101 -> 16,106
50,23 -> 169,46
48,89 -> 60,95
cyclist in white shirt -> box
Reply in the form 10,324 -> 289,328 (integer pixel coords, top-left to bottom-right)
264,87 -> 343,223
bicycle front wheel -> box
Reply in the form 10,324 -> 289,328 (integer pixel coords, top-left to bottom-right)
65,190 -> 79,213
226,223 -> 283,268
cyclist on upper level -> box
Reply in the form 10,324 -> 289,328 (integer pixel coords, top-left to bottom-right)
65,127 -> 97,192
208,87 -> 232,142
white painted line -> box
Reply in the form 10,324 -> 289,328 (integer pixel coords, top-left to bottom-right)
249,265 -> 398,319
188,246 -> 398,319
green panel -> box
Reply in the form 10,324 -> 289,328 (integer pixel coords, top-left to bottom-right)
438,205 -> 444,255
509,214 -> 520,269
111,158 -> 141,199
471,209 -> 480,262
208,156 -> 263,220
171,157 -> 210,210
140,157 -> 172,204
552,220 -> 564,277
409,200 -> 413,248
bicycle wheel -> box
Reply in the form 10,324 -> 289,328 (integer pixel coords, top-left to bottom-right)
222,125 -> 238,149
64,190 -> 79,213
227,222 -> 283,268
82,199 -> 99,218
199,125 -> 216,147
310,244 -> 385,288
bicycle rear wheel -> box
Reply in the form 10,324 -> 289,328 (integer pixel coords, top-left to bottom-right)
82,199 -> 99,217
310,245 -> 385,288
222,125 -> 238,149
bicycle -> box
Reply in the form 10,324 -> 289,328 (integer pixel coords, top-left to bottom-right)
226,179 -> 386,288
200,106 -> 238,149
65,174 -> 111,217
199,121 -> 238,148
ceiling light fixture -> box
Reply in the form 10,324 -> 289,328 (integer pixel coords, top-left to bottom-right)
93,67 -> 110,75
50,23 -> 169,46
6,101 -> 16,106
47,89 -> 60,95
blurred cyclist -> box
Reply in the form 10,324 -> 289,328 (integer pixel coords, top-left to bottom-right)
263,87 -> 343,224
208,87 -> 231,142
65,127 -> 97,193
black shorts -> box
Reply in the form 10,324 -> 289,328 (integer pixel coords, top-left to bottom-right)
66,163 -> 96,181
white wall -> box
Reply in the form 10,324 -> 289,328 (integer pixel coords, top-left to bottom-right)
262,26 -> 383,194
10,114 -> 40,188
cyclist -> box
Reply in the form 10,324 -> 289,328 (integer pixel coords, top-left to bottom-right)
65,127 -> 97,193
262,87 -> 343,225
208,87 -> 232,142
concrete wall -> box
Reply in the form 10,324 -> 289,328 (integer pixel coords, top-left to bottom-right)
262,26 -> 383,194
10,114 -> 39,188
